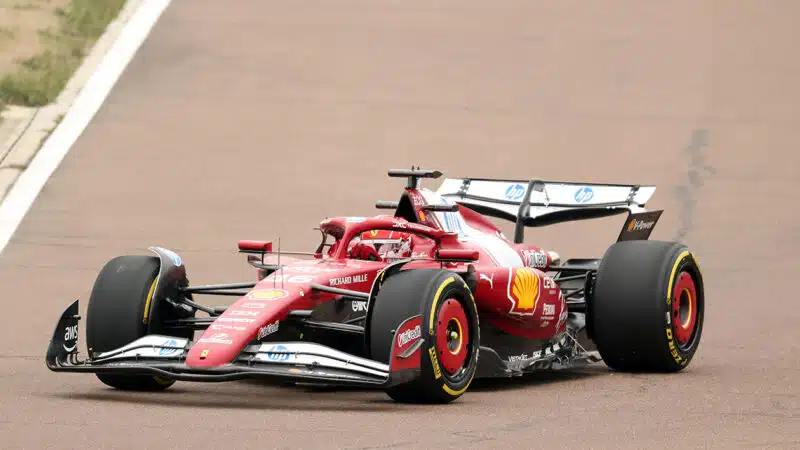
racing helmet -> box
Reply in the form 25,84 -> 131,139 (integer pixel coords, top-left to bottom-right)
381,234 -> 413,260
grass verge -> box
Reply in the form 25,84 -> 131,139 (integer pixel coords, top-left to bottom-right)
0,0 -> 127,107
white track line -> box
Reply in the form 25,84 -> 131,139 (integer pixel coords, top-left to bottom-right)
0,0 -> 172,254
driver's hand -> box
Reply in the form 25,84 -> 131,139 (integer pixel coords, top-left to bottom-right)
349,243 -> 381,261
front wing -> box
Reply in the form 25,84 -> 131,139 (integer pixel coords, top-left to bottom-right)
46,300 -> 418,388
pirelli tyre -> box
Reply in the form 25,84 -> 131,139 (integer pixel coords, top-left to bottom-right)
591,240 -> 705,372
369,269 -> 480,404
86,255 -> 191,391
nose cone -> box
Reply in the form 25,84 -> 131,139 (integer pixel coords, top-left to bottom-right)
184,287 -> 295,368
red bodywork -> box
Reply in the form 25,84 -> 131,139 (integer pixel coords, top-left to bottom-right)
185,188 -> 566,368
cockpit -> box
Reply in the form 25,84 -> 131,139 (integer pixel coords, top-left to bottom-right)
316,195 -> 442,262
321,225 -> 426,262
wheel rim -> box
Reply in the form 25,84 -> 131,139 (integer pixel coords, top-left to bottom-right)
435,297 -> 470,376
671,271 -> 698,348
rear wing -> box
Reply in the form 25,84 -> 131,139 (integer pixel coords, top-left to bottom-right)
436,177 -> 659,243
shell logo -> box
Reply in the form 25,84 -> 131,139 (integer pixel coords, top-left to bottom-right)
246,289 -> 289,301
508,268 -> 540,315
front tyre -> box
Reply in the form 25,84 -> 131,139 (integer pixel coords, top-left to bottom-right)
591,240 -> 705,372
86,255 -> 187,391
369,269 -> 480,404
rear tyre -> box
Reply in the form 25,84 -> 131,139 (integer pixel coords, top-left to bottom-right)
369,269 -> 479,404
591,240 -> 704,372
86,255 -> 188,391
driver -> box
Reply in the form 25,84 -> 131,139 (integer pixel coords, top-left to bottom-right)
348,234 -> 414,261
347,238 -> 382,261
381,235 -> 413,261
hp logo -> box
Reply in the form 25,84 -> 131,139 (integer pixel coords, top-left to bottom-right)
266,344 -> 290,361
159,339 -> 180,356
574,187 -> 594,203
505,184 -> 526,201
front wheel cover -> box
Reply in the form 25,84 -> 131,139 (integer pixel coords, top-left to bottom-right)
388,272 -> 480,403
421,274 -> 480,397
371,269 -> 480,403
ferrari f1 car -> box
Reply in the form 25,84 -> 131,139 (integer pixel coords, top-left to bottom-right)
46,168 -> 705,403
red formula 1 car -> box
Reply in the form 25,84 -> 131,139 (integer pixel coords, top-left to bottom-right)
46,168 -> 705,403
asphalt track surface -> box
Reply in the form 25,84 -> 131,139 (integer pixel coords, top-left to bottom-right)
1,1 -> 798,448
